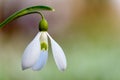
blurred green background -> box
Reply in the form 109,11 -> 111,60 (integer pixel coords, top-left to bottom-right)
0,0 -> 120,80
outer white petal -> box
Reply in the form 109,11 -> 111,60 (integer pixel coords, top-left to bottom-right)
22,32 -> 41,70
47,32 -> 67,71
32,51 -> 48,71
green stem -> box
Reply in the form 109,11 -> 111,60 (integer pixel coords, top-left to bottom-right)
37,12 -> 45,19
0,5 -> 55,28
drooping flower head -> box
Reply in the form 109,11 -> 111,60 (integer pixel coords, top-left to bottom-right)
0,5 -> 67,72
22,17 -> 67,71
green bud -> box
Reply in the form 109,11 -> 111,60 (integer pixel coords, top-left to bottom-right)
39,19 -> 48,31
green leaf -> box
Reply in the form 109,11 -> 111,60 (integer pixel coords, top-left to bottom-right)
0,5 -> 55,28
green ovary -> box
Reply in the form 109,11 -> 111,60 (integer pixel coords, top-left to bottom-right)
41,42 -> 48,50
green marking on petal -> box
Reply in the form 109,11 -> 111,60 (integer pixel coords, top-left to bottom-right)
41,42 -> 48,51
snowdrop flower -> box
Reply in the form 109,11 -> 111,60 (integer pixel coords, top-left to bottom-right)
22,19 -> 67,71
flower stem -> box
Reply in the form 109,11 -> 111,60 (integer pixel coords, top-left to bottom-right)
0,5 -> 54,28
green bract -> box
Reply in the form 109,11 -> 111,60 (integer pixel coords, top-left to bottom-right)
0,5 -> 55,28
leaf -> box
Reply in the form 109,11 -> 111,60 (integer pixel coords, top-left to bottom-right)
0,5 -> 55,28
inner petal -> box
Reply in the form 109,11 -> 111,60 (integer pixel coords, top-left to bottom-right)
40,32 -> 48,50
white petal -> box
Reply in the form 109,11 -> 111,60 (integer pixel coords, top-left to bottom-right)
32,51 -> 48,71
22,32 -> 41,70
47,33 -> 67,71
